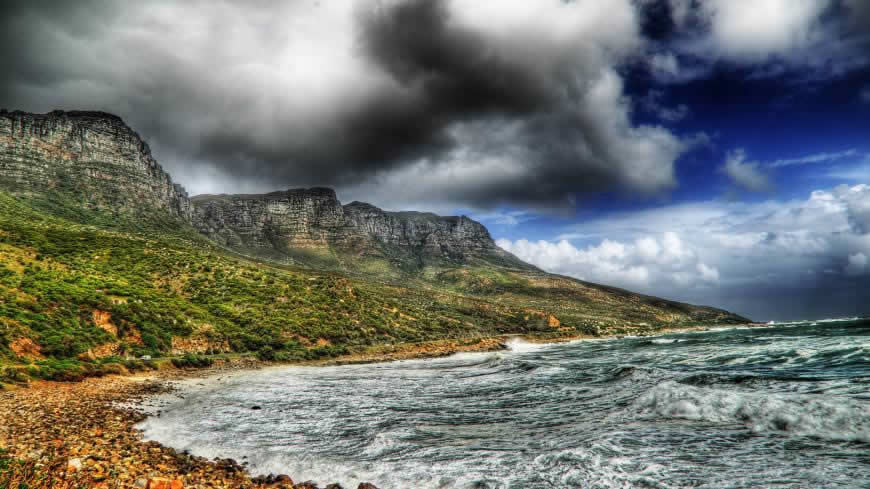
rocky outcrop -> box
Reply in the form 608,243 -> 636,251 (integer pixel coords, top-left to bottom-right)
191,188 -> 349,249
191,188 -> 524,267
342,201 -> 499,258
0,110 -> 191,220
0,109 -> 526,270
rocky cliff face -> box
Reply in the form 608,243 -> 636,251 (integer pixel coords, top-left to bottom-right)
192,188 -> 350,249
342,201 -> 499,258
0,110 -> 191,219
0,110 -> 523,269
192,188 -> 518,266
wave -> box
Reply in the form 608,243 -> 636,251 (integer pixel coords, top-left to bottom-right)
605,365 -> 670,385
505,338 -> 549,353
533,442 -> 676,489
632,381 -> 870,443
678,373 -> 831,387
648,338 -> 688,345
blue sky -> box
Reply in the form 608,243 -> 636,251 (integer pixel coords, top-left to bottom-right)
467,1 -> 870,320
1,0 -> 868,320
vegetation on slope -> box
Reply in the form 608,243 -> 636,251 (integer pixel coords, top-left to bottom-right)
0,190 -> 745,382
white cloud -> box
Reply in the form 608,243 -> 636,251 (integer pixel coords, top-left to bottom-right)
648,52 -> 681,81
498,231 -> 715,291
668,0 -> 694,27
698,0 -> 829,61
497,184 -> 870,319
836,184 -> 870,233
3,0 -> 693,210
340,68 -> 692,210
845,252 -> 868,276
665,0 -> 868,79
826,157 -> 870,181
641,90 -> 690,122
722,149 -> 770,192
697,263 -> 720,282
770,149 -> 859,167
469,210 -> 534,227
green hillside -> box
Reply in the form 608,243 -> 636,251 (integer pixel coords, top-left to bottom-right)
0,190 -> 746,382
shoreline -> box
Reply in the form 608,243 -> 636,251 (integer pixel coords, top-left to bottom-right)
0,325 -> 766,488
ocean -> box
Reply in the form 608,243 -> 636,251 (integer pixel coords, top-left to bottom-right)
137,319 -> 870,488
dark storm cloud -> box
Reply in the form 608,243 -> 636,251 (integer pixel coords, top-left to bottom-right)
844,0 -> 870,31
0,1 -> 118,98
359,0 -> 560,114
0,0 -> 684,206
190,0 -> 680,207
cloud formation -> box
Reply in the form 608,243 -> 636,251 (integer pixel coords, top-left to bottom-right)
498,231 -> 720,293
656,0 -> 870,81
0,0 -> 694,209
641,90 -> 690,122
694,0 -> 829,61
499,184 -> 870,320
721,150 -> 771,192
770,149 -> 859,167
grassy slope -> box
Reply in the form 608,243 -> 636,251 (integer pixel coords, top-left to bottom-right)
0,190 -> 746,381
219,237 -> 745,331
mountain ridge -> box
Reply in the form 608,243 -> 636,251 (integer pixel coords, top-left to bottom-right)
192,186 -> 533,272
1,109 -> 528,272
0,109 -> 748,374
0,109 -> 192,221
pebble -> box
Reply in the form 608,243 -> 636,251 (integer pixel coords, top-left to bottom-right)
0,363 -> 381,489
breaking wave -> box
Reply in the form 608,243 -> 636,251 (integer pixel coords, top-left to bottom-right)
633,381 -> 870,442
139,318 -> 870,489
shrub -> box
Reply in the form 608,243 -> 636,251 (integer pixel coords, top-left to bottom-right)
122,358 -> 146,371
98,363 -> 126,376
171,353 -> 213,369
0,366 -> 28,385
257,346 -> 276,361
29,359 -> 85,382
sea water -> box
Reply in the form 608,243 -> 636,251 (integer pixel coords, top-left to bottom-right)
138,319 -> 870,488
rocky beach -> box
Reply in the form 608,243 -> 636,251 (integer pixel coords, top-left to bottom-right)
0,109 -> 751,488
0,337 -> 526,488
0,327 -> 768,488
0,359 -> 383,489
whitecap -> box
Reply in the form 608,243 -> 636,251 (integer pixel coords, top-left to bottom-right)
631,381 -> 870,443
505,338 -> 549,353
649,338 -> 687,345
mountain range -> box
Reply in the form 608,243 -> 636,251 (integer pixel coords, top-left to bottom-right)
0,110 -> 746,374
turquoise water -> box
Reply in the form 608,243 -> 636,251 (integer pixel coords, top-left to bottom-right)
139,320 -> 870,488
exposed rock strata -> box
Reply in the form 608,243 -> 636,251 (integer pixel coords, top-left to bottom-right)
192,188 -> 520,265
0,110 -> 524,268
191,188 -> 348,249
0,110 -> 191,219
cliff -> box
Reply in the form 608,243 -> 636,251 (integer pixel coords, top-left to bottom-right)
0,109 -> 749,372
191,188 -> 349,249
0,110 -> 525,271
191,188 -> 530,269
0,110 -> 191,220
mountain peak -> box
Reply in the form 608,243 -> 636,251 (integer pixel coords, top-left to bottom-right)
0,109 -> 190,220
191,187 -> 524,271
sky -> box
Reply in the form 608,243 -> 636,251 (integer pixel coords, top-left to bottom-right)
1,0 -> 868,320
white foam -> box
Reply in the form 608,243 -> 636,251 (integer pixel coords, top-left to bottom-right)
649,338 -> 687,345
632,381 -> 870,443
533,441 -> 677,489
505,338 -> 549,353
